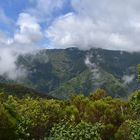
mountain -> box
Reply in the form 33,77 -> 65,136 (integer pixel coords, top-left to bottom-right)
1,48 -> 140,99
0,83 -> 54,99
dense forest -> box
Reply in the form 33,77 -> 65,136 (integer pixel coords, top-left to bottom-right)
0,65 -> 140,140
0,85 -> 140,139
2,48 -> 140,100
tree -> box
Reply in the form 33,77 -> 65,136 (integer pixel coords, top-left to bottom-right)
137,64 -> 140,83
90,88 -> 107,101
129,90 -> 140,118
48,121 -> 104,140
0,102 -> 16,139
115,120 -> 140,140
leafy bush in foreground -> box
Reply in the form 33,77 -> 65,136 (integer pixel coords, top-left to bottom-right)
48,121 -> 104,140
0,87 -> 139,139
115,120 -> 140,140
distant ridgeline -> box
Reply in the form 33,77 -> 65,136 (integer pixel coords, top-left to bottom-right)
0,83 -> 54,99
0,48 -> 140,99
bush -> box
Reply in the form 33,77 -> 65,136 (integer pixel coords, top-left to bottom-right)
115,120 -> 140,140
48,121 -> 104,140
129,90 -> 140,117
0,103 -> 16,140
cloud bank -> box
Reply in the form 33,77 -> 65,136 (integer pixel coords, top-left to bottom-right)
0,46 -> 26,80
46,0 -> 140,51
0,12 -> 43,80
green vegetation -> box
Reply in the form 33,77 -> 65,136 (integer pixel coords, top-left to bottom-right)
0,87 -> 140,139
2,48 -> 140,99
49,121 -> 104,140
1,49 -> 140,139
0,83 -> 53,99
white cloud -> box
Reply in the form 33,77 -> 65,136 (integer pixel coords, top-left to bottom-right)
85,54 -> 103,89
0,39 -> 40,80
14,13 -> 43,44
0,5 -> 46,80
122,74 -> 135,85
46,0 -> 140,51
0,46 -> 26,80
0,12 -> 43,80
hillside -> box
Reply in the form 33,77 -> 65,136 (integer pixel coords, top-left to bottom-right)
0,83 -> 53,99
1,48 -> 140,99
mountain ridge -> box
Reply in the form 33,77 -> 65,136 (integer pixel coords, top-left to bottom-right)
0,47 -> 140,99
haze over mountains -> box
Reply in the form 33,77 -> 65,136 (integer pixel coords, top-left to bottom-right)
0,47 -> 139,99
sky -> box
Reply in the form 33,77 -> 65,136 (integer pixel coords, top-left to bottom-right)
0,0 -> 73,48
1,0 -> 140,51
1,0 -> 140,79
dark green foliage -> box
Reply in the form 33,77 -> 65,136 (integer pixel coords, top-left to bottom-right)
6,97 -> 63,139
49,69 -> 93,99
137,64 -> 140,83
0,87 -> 139,139
0,83 -> 53,98
129,90 -> 140,117
48,121 -> 104,140
90,88 -> 107,100
16,48 -> 88,98
115,120 -> 140,140
0,102 -> 16,140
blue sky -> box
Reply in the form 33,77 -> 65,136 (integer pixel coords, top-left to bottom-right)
0,0 -> 29,32
0,0 -> 72,21
0,0 -> 73,35
0,0 -> 74,48
1,0 -> 29,19
0,0 -> 140,51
